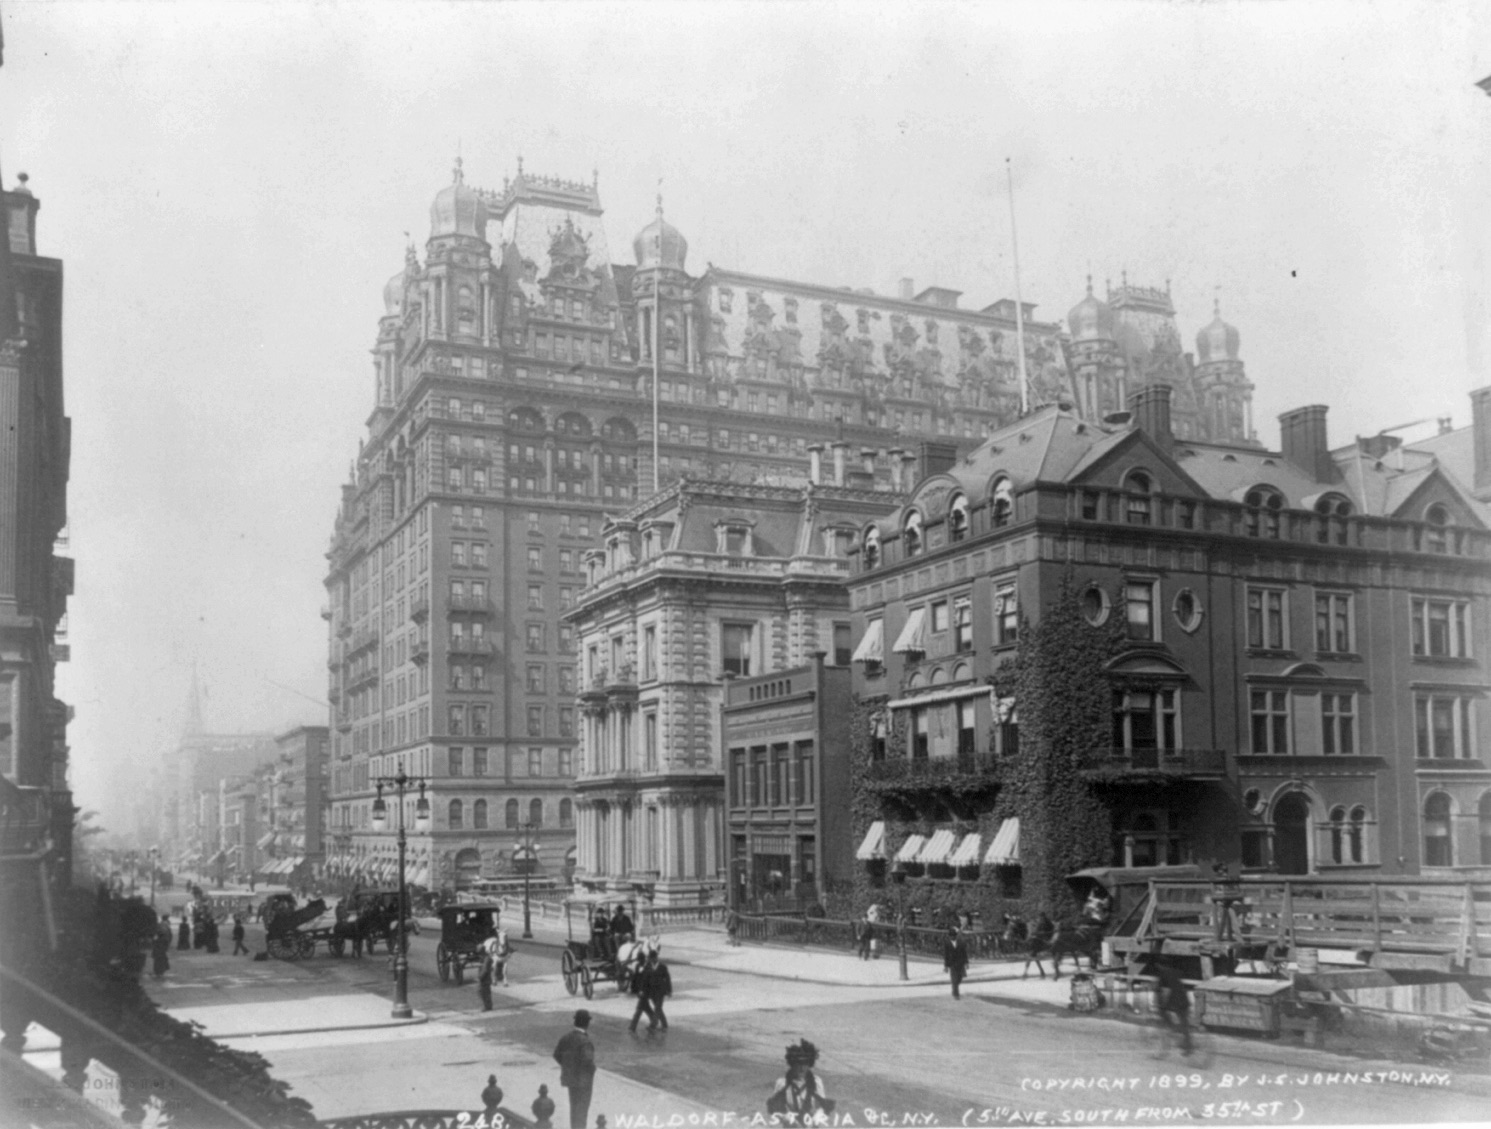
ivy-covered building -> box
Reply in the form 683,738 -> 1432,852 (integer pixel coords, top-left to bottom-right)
844,380 -> 1491,925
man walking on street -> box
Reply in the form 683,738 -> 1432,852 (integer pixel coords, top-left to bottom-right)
231,915 -> 248,956
478,928 -> 502,1011
553,1008 -> 597,1129
629,948 -> 672,1033
943,925 -> 970,999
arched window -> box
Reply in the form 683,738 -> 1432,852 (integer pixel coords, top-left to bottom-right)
903,511 -> 923,557
862,526 -> 881,569
530,798 -> 544,827
448,799 -> 464,830
556,411 -> 593,438
508,407 -> 545,433
602,416 -> 637,442
1425,503 -> 1452,554
1314,494 -> 1353,545
505,798 -> 520,829
1245,486 -> 1285,538
948,494 -> 969,542
560,798 -> 575,829
1329,805 -> 1347,864
1349,805 -> 1368,864
473,799 -> 489,829
1124,470 -> 1154,526
1424,792 -> 1453,867
990,477 -> 1014,528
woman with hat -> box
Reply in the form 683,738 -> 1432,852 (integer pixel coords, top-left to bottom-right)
767,1039 -> 833,1126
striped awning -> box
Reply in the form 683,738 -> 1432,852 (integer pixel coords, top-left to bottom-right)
894,834 -> 926,863
948,833 -> 982,867
855,821 -> 886,861
917,829 -> 957,865
984,818 -> 1021,866
852,619 -> 884,665
410,866 -> 430,888
888,684 -> 992,711
257,832 -> 278,850
892,608 -> 927,655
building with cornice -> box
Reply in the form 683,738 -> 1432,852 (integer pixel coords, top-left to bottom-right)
322,157 -> 1259,891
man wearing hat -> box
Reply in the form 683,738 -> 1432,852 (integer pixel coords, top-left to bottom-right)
943,925 -> 970,999
553,1008 -> 597,1129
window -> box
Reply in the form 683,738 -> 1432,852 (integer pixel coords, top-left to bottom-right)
1081,584 -> 1111,627
994,583 -> 1019,645
448,705 -> 465,736
558,748 -> 572,776
903,511 -> 923,557
1250,690 -> 1289,754
1112,688 -> 1178,753
559,624 -> 574,651
1173,589 -> 1203,633
795,741 -> 815,804
448,799 -> 464,830
505,799 -> 520,829
472,665 -> 487,690
559,707 -> 575,737
472,799 -> 488,829
528,748 -> 543,776
644,712 -> 658,771
472,543 -> 487,568
1329,806 -> 1348,865
1315,592 -> 1354,654
527,623 -> 545,652
912,708 -> 930,760
990,477 -> 1014,527
560,798 -> 574,828
862,526 -> 881,569
957,699 -> 977,757
1424,793 -> 1453,867
530,798 -> 543,827
1124,471 -> 1153,525
1244,486 -> 1284,538
643,625 -> 658,680
1411,597 -> 1470,658
472,705 -> 487,735
1247,586 -> 1288,650
953,601 -> 973,653
473,747 -> 488,776
452,542 -> 467,567
722,623 -> 754,677
1415,695 -> 1475,759
448,747 -> 464,776
528,546 -> 542,571
1425,503 -> 1452,554
1124,580 -> 1156,642
527,510 -> 541,532
1321,693 -> 1355,754
833,622 -> 852,666
930,600 -> 949,635
948,494 -> 969,542
559,667 -> 574,694
526,705 -> 544,737
527,584 -> 543,610
526,664 -> 545,693
560,549 -> 574,573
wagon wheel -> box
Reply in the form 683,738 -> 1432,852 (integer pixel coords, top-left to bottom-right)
581,964 -> 595,1000
562,949 -> 579,996
330,937 -> 345,958
296,934 -> 316,959
267,936 -> 297,961
437,942 -> 452,983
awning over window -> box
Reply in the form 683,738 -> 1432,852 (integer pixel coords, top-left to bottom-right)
410,866 -> 430,888
852,619 -> 885,664
917,829 -> 957,865
855,821 -> 886,861
894,833 -> 927,863
949,833 -> 982,867
257,832 -> 278,850
984,818 -> 1021,866
891,608 -> 927,655
888,685 -> 992,711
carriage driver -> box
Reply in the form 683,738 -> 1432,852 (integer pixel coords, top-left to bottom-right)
590,910 -> 613,960
610,902 -> 635,947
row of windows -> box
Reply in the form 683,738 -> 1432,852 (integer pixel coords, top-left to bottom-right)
728,743 -> 818,808
527,623 -> 576,652
447,797 -> 573,830
1248,689 -> 1480,759
1423,792 -> 1491,867
526,512 -> 595,538
449,541 -> 489,568
446,746 -> 573,778
509,475 -> 634,501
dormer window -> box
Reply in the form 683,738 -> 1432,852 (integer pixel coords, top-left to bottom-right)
1425,503 -> 1452,554
948,494 -> 970,542
725,528 -> 747,554
862,526 -> 881,569
1124,471 -> 1154,526
1244,486 -> 1285,538
715,518 -> 755,556
823,526 -> 856,557
904,511 -> 924,557
991,478 -> 1014,528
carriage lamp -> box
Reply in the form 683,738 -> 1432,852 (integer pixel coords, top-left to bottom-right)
371,788 -> 388,830
370,768 -> 428,1019
414,788 -> 431,833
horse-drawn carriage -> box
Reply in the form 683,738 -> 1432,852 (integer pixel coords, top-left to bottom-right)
264,898 -> 332,959
436,901 -> 504,985
336,888 -> 408,956
559,895 -> 652,999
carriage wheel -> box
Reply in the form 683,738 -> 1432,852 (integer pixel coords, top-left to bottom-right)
437,942 -> 451,983
581,965 -> 594,1000
296,935 -> 316,959
330,937 -> 345,958
562,949 -> 579,996
267,936 -> 297,961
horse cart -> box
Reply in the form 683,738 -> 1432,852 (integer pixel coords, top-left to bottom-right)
436,901 -> 503,985
264,898 -> 333,960
560,895 -> 649,999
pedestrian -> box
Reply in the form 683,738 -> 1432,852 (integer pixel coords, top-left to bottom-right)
176,911 -> 190,951
865,903 -> 881,959
203,914 -> 220,954
231,915 -> 248,956
856,912 -> 872,960
943,926 -> 970,999
725,907 -> 740,947
629,947 -> 672,1033
531,1083 -> 556,1128
766,1039 -> 833,1126
151,916 -> 172,979
478,930 -> 499,1011
552,1008 -> 597,1129
490,917 -> 512,987
480,1073 -> 503,1117
1147,959 -> 1193,1055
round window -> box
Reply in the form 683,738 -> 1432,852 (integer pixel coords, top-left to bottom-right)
1080,584 -> 1111,626
1173,589 -> 1204,633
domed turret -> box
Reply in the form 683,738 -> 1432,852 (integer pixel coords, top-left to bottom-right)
633,196 -> 688,271
1068,276 -> 1114,342
1196,298 -> 1241,362
429,157 -> 488,240
382,270 -> 406,316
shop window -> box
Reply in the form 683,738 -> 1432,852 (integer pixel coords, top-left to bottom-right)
1423,792 -> 1453,867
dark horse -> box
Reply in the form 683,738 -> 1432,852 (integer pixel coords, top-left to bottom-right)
1023,919 -> 1104,980
334,899 -> 398,957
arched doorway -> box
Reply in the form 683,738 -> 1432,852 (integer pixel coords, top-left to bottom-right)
1273,792 -> 1311,875
453,847 -> 482,890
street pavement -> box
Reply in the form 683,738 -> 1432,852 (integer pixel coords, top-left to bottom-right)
104,890 -> 1491,1128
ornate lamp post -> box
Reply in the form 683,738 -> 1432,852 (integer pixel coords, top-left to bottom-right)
371,769 -> 431,1020
515,821 -> 536,940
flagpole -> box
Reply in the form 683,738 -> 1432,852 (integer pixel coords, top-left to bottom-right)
1006,158 -> 1029,416
653,190 -> 663,495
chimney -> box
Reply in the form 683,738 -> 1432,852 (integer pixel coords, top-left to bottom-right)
1278,404 -> 1338,483
899,278 -> 914,301
807,444 -> 824,485
1357,433 -> 1402,460
1127,383 -> 1173,449
861,449 -> 877,478
918,440 -> 958,479
831,441 -> 849,486
1472,386 -> 1491,499
887,448 -> 906,491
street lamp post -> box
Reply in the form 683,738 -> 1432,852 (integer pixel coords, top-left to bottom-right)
515,821 -> 535,939
371,769 -> 431,1020
892,870 -> 909,982
148,847 -> 160,910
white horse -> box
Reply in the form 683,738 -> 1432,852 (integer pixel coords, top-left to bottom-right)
614,934 -> 661,990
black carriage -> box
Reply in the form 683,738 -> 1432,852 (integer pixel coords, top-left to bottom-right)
560,895 -> 644,999
435,901 -> 504,985
264,898 -> 331,960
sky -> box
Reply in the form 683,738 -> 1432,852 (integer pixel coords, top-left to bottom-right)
2,0 -> 1488,837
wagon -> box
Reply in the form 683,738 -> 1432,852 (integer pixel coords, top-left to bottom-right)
436,901 -> 504,985
264,897 -> 332,960
560,895 -> 646,999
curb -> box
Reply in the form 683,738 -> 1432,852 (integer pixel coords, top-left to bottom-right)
204,1012 -> 431,1041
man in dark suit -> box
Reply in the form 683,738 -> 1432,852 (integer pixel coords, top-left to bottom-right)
552,1008 -> 597,1129
629,948 -> 673,1033
943,926 -> 970,999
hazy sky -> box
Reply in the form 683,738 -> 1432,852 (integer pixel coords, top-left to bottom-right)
3,1 -> 1487,835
